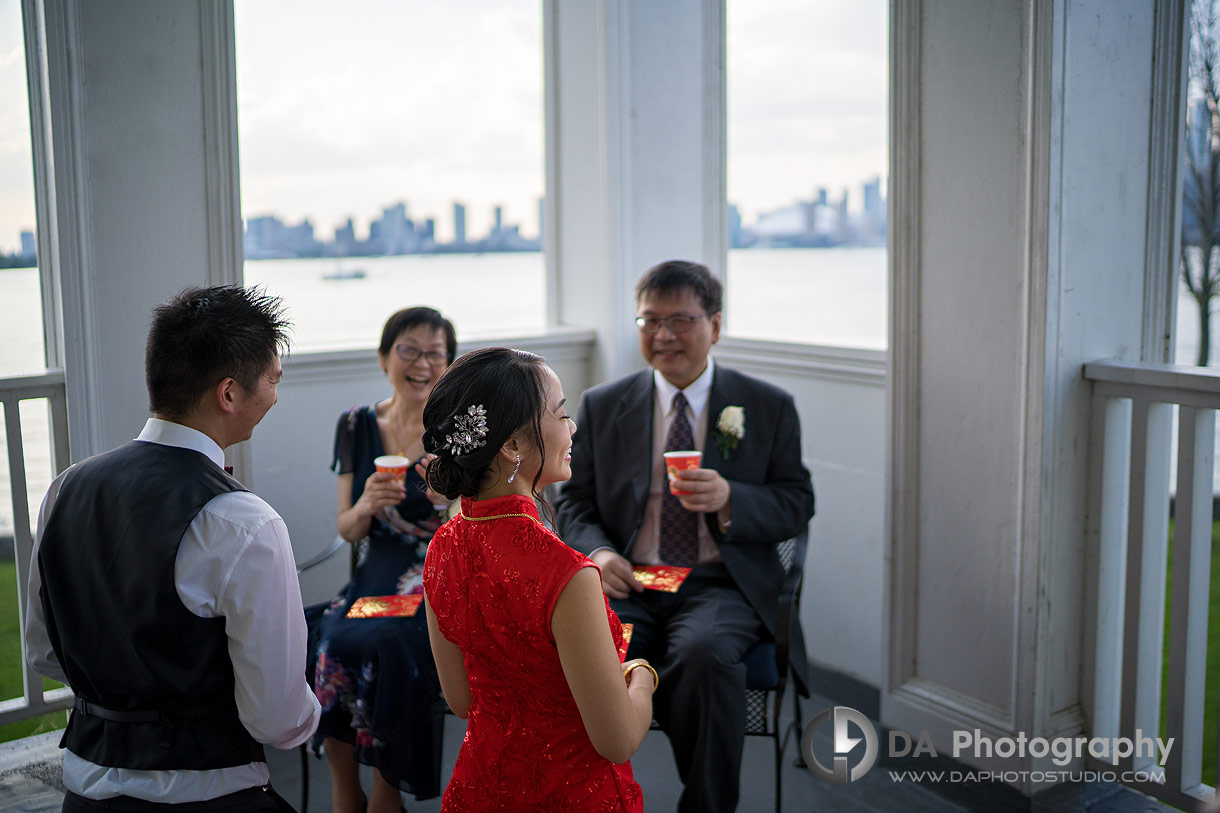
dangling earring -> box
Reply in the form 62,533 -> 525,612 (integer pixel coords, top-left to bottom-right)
507,454 -> 521,484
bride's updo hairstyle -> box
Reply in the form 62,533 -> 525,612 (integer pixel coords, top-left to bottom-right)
423,347 -> 551,502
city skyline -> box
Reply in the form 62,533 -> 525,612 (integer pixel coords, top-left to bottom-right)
239,170 -> 887,261
3,169 -> 888,265
0,0 -> 887,255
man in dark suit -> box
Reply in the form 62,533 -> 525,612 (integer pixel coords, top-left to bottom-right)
556,260 -> 814,812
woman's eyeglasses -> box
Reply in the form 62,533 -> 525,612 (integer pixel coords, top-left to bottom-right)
394,344 -> 448,365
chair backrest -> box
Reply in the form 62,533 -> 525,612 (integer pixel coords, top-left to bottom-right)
776,525 -> 809,575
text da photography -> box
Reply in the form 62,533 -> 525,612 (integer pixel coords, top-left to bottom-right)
800,705 -> 1173,786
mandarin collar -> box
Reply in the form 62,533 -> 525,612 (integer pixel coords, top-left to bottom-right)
460,493 -> 540,520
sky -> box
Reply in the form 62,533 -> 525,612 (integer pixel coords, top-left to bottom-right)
0,0 -> 887,254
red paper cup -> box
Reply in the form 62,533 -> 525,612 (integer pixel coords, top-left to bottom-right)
374,454 -> 410,486
664,450 -> 702,496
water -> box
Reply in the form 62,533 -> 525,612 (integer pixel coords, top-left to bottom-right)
245,253 -> 548,352
1,247 -> 1212,535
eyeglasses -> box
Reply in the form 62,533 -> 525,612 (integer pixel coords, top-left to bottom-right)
394,344 -> 448,365
635,313 -> 711,334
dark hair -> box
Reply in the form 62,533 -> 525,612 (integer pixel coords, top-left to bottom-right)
146,285 -> 291,418
423,347 -> 551,508
378,306 -> 457,362
634,259 -> 723,315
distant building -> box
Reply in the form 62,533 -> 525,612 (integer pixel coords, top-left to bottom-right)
728,203 -> 743,248
379,202 -> 416,254
19,230 -> 35,260
453,202 -> 467,245
243,215 -> 283,258
861,176 -> 886,244
493,205 -> 504,237
333,218 -> 356,255
243,214 -> 321,259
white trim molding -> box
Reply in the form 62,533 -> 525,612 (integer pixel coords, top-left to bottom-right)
885,0 -> 922,703
1143,0 -> 1190,363
40,0 -> 102,461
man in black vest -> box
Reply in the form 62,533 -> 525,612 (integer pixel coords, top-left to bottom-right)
25,285 -> 321,811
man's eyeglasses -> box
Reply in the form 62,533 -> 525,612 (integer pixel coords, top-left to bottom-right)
635,313 -> 711,334
394,344 -> 448,365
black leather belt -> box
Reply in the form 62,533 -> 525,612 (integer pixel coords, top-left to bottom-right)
73,698 -> 162,723
73,696 -> 233,723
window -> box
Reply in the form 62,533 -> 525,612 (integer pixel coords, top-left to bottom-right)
0,0 -> 66,741
725,0 -> 887,349
234,1 -> 545,351
1179,0 -> 1220,367
0,0 -> 41,375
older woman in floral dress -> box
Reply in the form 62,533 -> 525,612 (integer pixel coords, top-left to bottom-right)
308,306 -> 456,813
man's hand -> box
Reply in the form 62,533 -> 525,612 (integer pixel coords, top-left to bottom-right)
591,549 -> 643,600
671,467 -> 731,514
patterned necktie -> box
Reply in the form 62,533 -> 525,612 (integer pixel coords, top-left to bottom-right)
659,391 -> 699,567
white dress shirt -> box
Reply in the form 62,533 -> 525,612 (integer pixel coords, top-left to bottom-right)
630,358 -> 723,565
24,418 -> 321,802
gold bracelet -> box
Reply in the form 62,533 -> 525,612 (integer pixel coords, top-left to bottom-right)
623,662 -> 659,692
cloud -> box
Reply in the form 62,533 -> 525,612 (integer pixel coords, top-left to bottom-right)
0,0 -> 888,244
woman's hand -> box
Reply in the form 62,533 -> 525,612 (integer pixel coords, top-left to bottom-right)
413,454 -> 448,506
355,470 -> 406,517
622,659 -> 658,694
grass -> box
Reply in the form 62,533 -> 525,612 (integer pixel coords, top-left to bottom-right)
1162,517 -> 1220,790
0,559 -> 66,744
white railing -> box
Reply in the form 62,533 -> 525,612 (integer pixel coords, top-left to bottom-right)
0,370 -> 73,727
1085,359 -> 1217,809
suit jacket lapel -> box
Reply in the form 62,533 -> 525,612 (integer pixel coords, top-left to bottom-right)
704,365 -> 738,480
615,370 -> 655,516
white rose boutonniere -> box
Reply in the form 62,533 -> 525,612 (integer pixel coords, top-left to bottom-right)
713,405 -> 745,460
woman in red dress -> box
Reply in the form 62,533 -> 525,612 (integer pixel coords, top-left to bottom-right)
421,347 -> 655,811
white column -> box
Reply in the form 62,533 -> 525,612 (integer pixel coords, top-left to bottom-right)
33,0 -> 242,462
885,0 -> 1183,791
545,0 -> 725,383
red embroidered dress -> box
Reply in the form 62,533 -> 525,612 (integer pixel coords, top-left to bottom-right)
423,494 -> 643,812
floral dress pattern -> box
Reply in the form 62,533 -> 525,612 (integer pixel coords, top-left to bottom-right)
306,405 -> 446,799
423,494 -> 644,811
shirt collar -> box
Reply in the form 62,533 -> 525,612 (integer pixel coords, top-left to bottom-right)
653,357 -> 715,417
136,418 -> 225,470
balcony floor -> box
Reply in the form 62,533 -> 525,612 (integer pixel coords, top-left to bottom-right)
0,687 -> 1182,812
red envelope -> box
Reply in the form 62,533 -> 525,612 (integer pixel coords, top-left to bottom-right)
618,623 -> 634,658
632,565 -> 691,593
346,595 -> 423,618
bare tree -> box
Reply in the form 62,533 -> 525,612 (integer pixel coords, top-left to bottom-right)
1183,0 -> 1220,366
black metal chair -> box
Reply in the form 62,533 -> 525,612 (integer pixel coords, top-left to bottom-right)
645,526 -> 809,813
742,527 -> 809,813
295,535 -> 357,813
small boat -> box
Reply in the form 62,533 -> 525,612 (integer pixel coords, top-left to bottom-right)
322,267 -> 366,280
